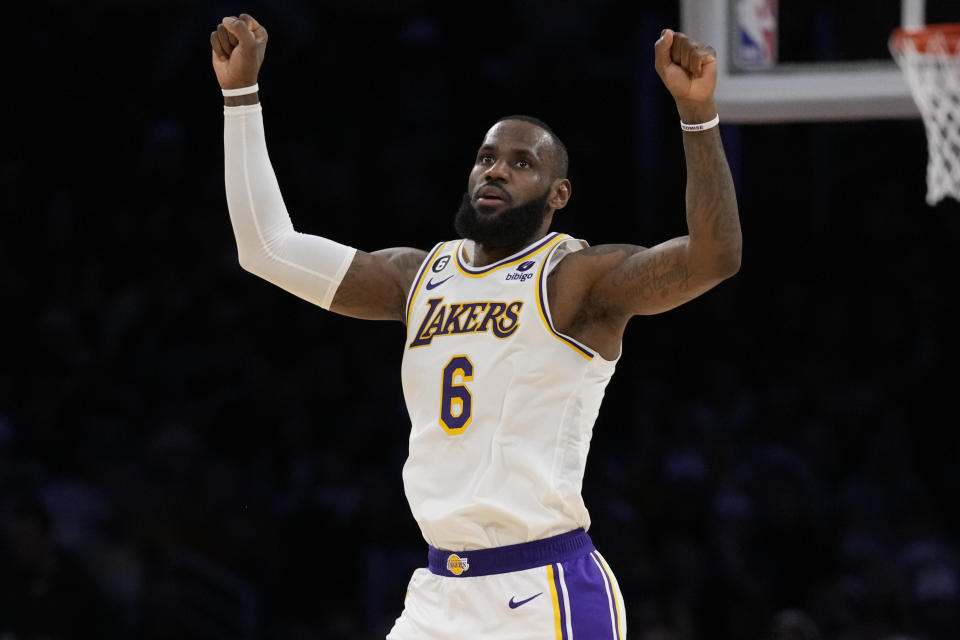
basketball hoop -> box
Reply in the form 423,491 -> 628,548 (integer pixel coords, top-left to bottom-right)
890,24 -> 960,206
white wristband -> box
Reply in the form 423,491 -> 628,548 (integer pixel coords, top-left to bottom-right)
222,83 -> 259,97
680,114 -> 720,132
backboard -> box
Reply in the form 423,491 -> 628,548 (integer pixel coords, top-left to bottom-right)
680,0 -> 955,122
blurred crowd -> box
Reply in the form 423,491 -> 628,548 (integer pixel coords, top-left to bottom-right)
3,1 -> 959,639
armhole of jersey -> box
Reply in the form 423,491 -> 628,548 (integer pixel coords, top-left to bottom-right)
406,241 -> 447,328
535,237 -> 597,361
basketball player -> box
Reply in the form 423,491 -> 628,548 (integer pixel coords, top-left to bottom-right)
212,13 -> 740,639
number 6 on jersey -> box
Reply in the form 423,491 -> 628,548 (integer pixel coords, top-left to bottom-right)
440,355 -> 474,435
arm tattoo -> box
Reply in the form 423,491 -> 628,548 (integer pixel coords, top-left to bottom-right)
684,130 -> 742,258
611,250 -> 693,302
578,244 -> 643,258
393,250 -> 429,284
579,133 -> 739,320
330,248 -> 427,321
329,255 -> 375,309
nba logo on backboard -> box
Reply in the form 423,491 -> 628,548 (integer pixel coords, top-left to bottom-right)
733,0 -> 777,70
446,554 -> 469,575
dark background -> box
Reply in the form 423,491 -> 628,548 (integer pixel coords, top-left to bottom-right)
2,1 -> 959,639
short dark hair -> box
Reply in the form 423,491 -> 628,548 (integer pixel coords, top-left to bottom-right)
496,114 -> 569,179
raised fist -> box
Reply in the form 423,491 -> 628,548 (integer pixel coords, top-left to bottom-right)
654,29 -> 717,110
210,14 -> 268,90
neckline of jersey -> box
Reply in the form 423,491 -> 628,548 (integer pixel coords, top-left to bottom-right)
455,232 -> 563,276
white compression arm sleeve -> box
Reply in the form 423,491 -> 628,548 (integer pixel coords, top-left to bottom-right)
223,103 -> 356,310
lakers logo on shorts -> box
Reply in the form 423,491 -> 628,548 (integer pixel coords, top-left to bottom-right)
446,554 -> 469,576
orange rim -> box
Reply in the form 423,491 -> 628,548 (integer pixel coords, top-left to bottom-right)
891,23 -> 960,55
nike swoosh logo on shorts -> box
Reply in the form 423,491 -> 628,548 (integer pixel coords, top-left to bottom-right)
508,592 -> 543,609
425,275 -> 454,290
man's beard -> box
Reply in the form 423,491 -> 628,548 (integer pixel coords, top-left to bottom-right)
454,187 -> 551,249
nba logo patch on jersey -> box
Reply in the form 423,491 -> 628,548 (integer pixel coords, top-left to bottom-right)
446,554 -> 469,575
432,256 -> 450,272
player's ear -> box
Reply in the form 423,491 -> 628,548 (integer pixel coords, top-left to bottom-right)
548,179 -> 571,212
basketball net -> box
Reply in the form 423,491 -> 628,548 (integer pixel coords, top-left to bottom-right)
890,24 -> 960,206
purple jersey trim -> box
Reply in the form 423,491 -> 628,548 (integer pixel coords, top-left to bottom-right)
454,232 -> 561,276
536,239 -> 595,359
405,241 -> 446,327
427,529 -> 594,577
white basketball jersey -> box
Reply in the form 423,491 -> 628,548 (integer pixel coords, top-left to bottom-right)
400,232 -> 618,551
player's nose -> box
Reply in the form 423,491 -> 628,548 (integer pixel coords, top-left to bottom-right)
483,158 -> 511,182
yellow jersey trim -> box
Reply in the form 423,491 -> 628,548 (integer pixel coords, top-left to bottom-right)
595,551 -> 624,640
547,564 -> 564,640
535,237 -> 594,360
453,232 -> 563,278
405,241 -> 449,328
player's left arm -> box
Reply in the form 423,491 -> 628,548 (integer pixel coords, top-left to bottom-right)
585,29 -> 741,317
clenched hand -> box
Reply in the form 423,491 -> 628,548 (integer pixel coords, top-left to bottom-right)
211,14 -> 268,90
654,29 -> 718,122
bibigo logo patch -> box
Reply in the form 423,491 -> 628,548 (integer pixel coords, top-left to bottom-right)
516,260 -> 535,272
505,260 -> 535,282
446,554 -> 470,575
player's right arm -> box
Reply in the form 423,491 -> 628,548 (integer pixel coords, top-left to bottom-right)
212,14 -> 426,323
